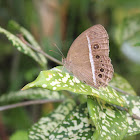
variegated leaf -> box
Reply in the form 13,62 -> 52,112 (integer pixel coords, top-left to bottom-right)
22,66 -> 127,107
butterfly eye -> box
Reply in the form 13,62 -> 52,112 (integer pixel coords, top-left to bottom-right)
93,44 -> 99,49
96,55 -> 100,59
98,74 -> 102,78
100,68 -> 104,72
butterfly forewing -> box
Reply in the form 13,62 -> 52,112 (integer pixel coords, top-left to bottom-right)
64,24 -> 114,88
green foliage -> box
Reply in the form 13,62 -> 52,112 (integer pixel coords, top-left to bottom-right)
22,66 -> 127,107
23,66 -> 140,140
28,96 -> 140,140
88,96 -> 128,140
0,25 -> 46,67
110,73 -> 136,95
0,89 -> 65,105
29,99 -> 76,140
0,1 -> 140,139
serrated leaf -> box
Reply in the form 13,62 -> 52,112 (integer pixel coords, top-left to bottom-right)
110,73 -> 136,95
29,99 -> 76,140
49,103 -> 95,140
0,89 -> 65,105
8,20 -> 47,67
22,66 -> 127,107
0,26 -> 46,67
87,95 -> 128,140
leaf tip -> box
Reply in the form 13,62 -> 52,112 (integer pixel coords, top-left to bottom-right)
21,83 -> 35,90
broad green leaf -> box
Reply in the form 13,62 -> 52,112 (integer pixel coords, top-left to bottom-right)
22,66 -> 127,107
0,26 -> 46,67
122,94 -> 140,137
110,73 -> 136,95
110,73 -> 140,136
28,95 -> 140,139
0,89 -> 65,105
8,20 -> 47,67
48,103 -> 94,139
87,95 -> 128,140
29,99 -> 76,140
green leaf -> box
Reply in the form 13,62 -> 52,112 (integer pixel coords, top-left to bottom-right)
8,20 -> 47,67
48,103 -> 94,139
87,95 -> 128,140
28,99 -> 76,140
0,26 -> 46,67
22,66 -> 127,107
110,73 -> 140,137
110,73 -> 136,95
0,89 -> 65,105
28,95 -> 140,139
122,94 -> 140,137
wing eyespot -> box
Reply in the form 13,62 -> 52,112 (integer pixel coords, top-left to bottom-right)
100,68 -> 104,72
93,44 -> 99,49
96,55 -> 100,59
98,74 -> 102,78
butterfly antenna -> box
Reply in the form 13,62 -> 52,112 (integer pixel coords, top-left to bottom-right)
49,50 -> 63,57
52,43 -> 65,59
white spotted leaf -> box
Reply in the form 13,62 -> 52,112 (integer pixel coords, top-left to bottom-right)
29,99 -> 94,140
28,99 -> 76,140
87,95 -> 128,140
8,20 -> 47,67
0,26 -> 46,67
48,103 -> 94,139
121,94 -> 140,137
22,66 -> 127,107
0,89 -> 65,105
109,72 -> 140,137
28,95 -> 140,139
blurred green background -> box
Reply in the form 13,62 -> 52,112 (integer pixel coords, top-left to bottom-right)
0,0 -> 140,139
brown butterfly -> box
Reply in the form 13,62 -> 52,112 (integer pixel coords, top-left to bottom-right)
63,24 -> 114,89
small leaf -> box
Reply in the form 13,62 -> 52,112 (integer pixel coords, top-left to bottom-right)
87,95 -> 128,140
0,89 -> 65,105
28,99 -> 76,140
0,26 -> 46,67
22,66 -> 127,107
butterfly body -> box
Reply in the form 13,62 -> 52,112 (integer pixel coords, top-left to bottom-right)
64,24 -> 114,89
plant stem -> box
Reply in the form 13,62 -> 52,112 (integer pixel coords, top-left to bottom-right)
17,34 -> 63,65
109,85 -> 130,95
0,99 -> 63,111
124,108 -> 140,120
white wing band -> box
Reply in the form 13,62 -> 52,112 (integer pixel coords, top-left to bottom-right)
86,35 -> 96,85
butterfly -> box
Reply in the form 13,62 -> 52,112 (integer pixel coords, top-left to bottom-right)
63,24 -> 114,89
